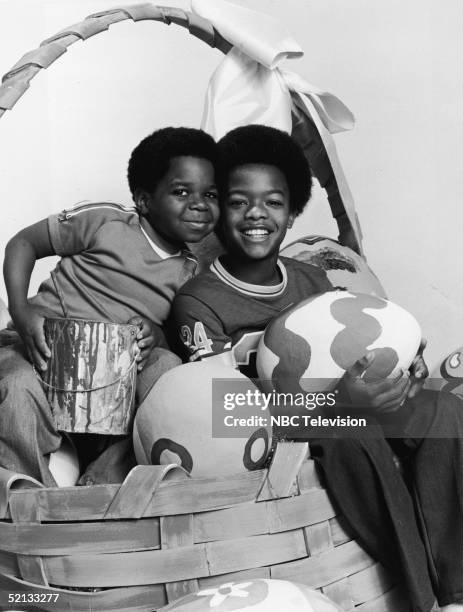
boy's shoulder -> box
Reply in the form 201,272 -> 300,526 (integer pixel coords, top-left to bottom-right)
49,201 -> 143,258
56,201 -> 138,223
177,266 -> 219,299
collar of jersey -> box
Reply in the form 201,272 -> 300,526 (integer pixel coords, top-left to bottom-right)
139,225 -> 181,260
210,257 -> 288,297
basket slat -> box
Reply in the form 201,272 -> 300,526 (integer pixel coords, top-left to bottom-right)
161,514 -> 198,602
348,563 -> 394,606
44,544 -> 209,587
7,469 -> 267,521
205,530 -> 307,576
330,517 -> 351,546
0,550 -> 19,576
10,488 -> 49,586
41,530 -> 308,588
355,587 -> 408,612
271,539 -> 373,587
322,578 -> 354,611
0,519 -> 161,555
194,488 -> 336,543
304,520 -> 334,555
297,458 -> 324,489
17,555 -> 48,587
0,573 -> 168,612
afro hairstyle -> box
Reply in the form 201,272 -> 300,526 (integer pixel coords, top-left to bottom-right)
127,126 -> 218,198
216,124 -> 312,217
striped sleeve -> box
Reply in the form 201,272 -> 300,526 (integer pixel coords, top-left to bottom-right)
48,202 -> 136,256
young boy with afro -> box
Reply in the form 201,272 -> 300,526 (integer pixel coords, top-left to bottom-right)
0,126 -> 219,486
170,124 -> 463,612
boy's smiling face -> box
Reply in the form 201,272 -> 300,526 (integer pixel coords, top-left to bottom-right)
221,163 -> 293,262
139,156 -> 219,252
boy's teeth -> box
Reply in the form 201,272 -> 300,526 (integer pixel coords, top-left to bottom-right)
243,229 -> 269,236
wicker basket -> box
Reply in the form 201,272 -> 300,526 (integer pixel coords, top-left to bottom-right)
0,442 -> 408,611
0,5 -> 405,611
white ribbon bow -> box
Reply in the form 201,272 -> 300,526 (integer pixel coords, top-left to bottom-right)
192,0 -> 362,251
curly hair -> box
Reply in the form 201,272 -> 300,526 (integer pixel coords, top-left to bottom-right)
127,127 -> 218,197
216,124 -> 312,217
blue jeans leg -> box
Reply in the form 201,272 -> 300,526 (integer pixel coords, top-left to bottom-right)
0,343 -> 61,486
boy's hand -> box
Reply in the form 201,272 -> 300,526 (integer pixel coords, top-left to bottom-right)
12,304 -> 50,371
407,339 -> 428,399
342,352 -> 411,414
127,316 -> 155,371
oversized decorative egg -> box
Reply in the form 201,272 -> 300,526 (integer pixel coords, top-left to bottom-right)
133,360 -> 272,478
281,236 -> 386,297
257,290 -> 421,393
165,579 -> 343,611
48,435 -> 80,487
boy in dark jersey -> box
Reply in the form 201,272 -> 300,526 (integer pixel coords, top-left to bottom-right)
171,125 -> 463,612
0,127 -> 219,486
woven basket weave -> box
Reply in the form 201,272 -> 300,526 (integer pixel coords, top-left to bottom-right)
0,442 -> 408,611
0,5 -> 403,611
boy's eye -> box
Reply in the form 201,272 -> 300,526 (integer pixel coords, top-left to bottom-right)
205,191 -> 218,201
267,199 -> 283,207
173,188 -> 188,197
228,198 -> 247,207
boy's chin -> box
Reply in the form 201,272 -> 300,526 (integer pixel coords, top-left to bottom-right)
240,241 -> 281,260
181,227 -> 216,244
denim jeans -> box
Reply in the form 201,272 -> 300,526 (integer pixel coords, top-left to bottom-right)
0,339 -> 180,487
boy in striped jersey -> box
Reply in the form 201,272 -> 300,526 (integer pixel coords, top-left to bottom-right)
0,127 -> 219,486
170,125 -> 463,611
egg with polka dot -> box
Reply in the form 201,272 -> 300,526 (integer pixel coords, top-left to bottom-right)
133,360 -> 272,478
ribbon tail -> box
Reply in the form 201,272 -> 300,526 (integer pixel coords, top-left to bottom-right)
282,69 -> 355,134
291,91 -> 364,255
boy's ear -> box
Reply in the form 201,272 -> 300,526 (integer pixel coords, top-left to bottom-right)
134,189 -> 149,214
287,214 -> 295,229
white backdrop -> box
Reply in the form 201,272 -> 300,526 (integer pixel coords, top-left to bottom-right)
0,0 -> 461,370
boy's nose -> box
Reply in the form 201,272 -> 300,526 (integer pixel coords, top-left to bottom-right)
245,201 -> 267,218
189,195 -> 207,209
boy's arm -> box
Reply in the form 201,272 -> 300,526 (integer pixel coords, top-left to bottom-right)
3,219 -> 55,370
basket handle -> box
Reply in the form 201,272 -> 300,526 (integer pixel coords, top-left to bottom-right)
103,463 -> 189,520
256,441 -> 309,502
0,4 -> 231,120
